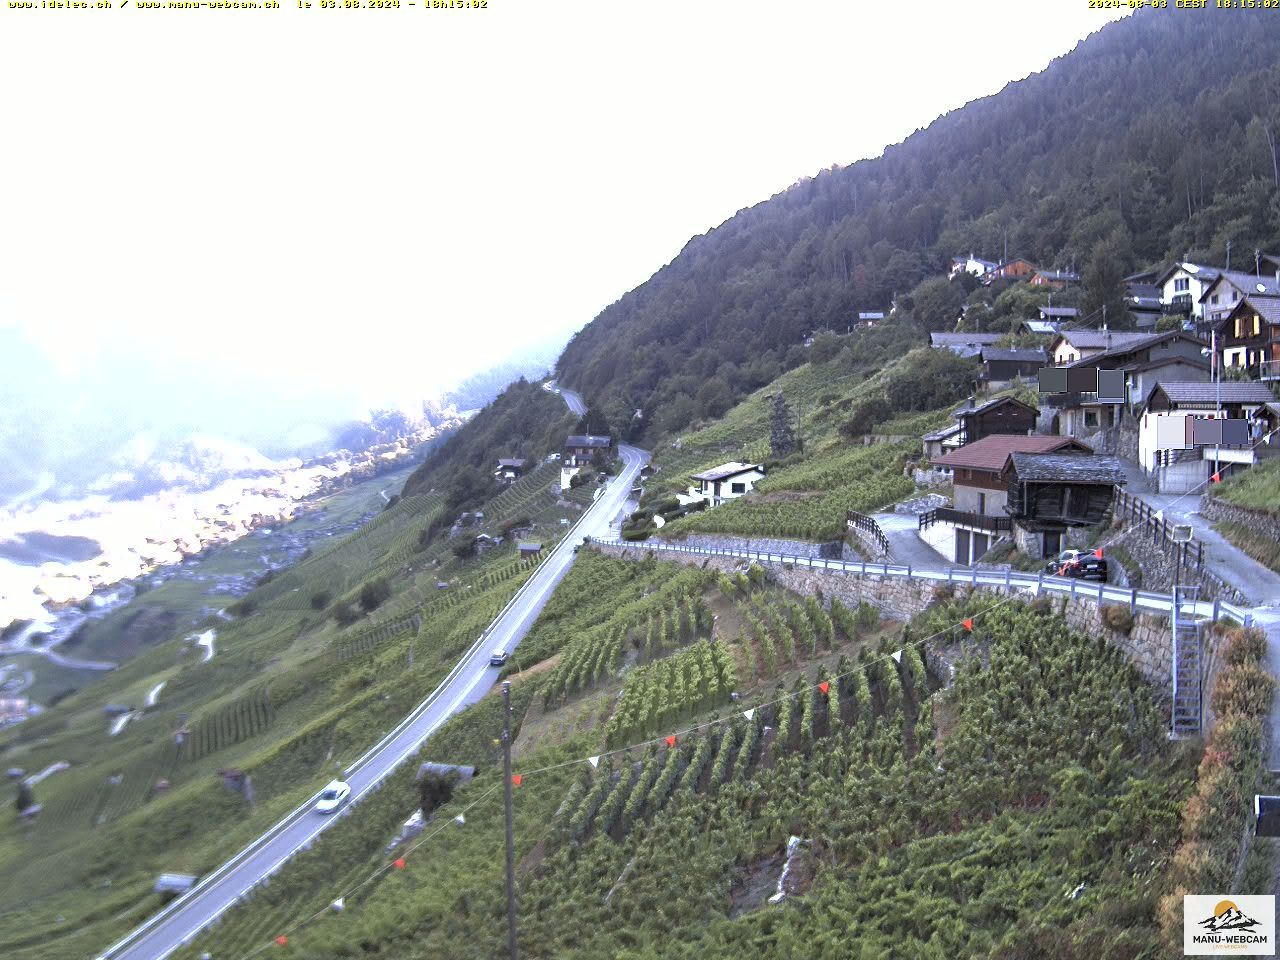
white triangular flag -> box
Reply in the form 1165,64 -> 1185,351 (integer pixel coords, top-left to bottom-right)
742,708 -> 755,721
331,897 -> 345,912
587,756 -> 600,768
454,813 -> 465,825
891,650 -> 902,664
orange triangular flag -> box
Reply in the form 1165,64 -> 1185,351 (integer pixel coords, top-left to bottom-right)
1211,472 -> 1221,483
511,774 -> 522,787
962,618 -> 973,631
275,935 -> 289,946
665,735 -> 676,747
817,681 -> 829,695
1094,548 -> 1103,558
394,857 -> 406,870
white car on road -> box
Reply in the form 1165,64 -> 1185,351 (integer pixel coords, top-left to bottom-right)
489,649 -> 509,667
314,780 -> 351,813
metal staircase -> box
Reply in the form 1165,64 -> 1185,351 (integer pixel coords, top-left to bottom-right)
1171,584 -> 1204,738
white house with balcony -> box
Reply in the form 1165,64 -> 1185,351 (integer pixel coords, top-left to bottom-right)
689,462 -> 765,507
1156,262 -> 1221,320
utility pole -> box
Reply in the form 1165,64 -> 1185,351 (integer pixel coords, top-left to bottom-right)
1226,239 -> 1232,272
501,681 -> 519,960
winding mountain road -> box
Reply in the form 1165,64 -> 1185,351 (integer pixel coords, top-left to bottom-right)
100,385 -> 646,960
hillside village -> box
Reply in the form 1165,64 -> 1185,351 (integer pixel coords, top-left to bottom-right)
628,250 -> 1280,595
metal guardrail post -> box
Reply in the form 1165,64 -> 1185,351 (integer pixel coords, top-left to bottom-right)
1130,588 -> 1137,615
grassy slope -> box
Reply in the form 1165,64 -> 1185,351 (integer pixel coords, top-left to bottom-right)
1207,457 -> 1280,572
0,450 -> 602,959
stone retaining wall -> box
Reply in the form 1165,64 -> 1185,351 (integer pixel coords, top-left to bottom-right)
595,543 -> 1173,696
651,532 -> 843,560
1202,496 -> 1280,544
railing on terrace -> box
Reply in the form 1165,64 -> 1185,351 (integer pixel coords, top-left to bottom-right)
846,510 -> 890,556
919,507 -> 1013,533
1259,359 -> 1280,381
590,536 -> 1253,627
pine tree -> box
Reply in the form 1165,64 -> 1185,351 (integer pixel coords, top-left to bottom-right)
769,393 -> 797,457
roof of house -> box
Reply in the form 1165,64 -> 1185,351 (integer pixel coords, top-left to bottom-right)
691,461 -> 764,482
1034,269 -> 1080,282
496,458 -> 528,468
933,434 -> 1086,473
1154,261 -> 1222,289
980,348 -> 1047,364
1022,320 -> 1059,334
564,435 -> 611,448
952,394 -> 1040,418
929,332 -> 1002,347
1039,306 -> 1079,318
517,541 -> 543,551
1221,294 -> 1280,328
1123,355 -> 1210,375
1007,452 -> 1127,485
922,423 -> 962,443
1149,381 -> 1278,406
1054,329 -> 1158,351
1126,282 -> 1161,300
1062,330 -> 1207,369
953,255 -> 997,268
1198,270 -> 1280,302
995,258 -> 1037,270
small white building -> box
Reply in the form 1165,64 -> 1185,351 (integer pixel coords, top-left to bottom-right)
949,254 -> 997,279
689,462 -> 765,506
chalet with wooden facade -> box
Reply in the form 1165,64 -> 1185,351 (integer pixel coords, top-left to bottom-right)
1048,330 -> 1156,367
979,348 -> 1046,391
991,258 -> 1037,282
1216,294 -> 1280,380
954,395 -> 1038,445
923,434 -> 1088,564
1030,269 -> 1080,289
1004,452 -> 1126,558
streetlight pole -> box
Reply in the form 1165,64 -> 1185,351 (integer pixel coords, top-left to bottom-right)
501,681 -> 518,960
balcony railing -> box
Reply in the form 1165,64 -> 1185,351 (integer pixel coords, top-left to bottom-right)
1261,359 -> 1280,380
919,507 -> 1012,533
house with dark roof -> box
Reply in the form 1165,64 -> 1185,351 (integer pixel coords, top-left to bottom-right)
1022,319 -> 1060,337
1037,305 -> 1078,324
1139,380 -> 1280,490
979,347 -> 1046,391
1004,453 -> 1126,558
1198,271 -> 1280,327
561,434 -> 612,489
494,457 -> 529,480
953,394 -> 1039,444
1044,331 -> 1209,441
1214,294 -> 1280,380
928,331 -> 1001,358
923,434 -> 1089,564
1048,329 -> 1158,367
689,462 -> 765,506
1156,262 -> 1222,319
921,422 -> 962,460
1124,282 -> 1165,329
1030,269 -> 1080,289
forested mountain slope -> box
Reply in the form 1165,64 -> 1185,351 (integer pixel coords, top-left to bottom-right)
556,12 -> 1280,440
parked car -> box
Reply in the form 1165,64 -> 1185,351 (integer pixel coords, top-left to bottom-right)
489,649 -> 509,667
314,780 -> 351,813
1045,549 -> 1108,581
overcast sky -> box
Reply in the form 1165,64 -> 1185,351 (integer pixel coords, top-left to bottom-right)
0,2 -> 1126,421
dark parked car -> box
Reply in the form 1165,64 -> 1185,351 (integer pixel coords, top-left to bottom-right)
1045,549 -> 1108,581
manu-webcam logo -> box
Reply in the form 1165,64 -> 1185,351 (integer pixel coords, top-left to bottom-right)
1184,895 -> 1275,955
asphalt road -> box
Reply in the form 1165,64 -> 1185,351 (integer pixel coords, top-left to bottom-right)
101,385 -> 646,960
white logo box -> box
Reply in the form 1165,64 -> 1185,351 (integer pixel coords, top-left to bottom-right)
1184,895 -> 1276,956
